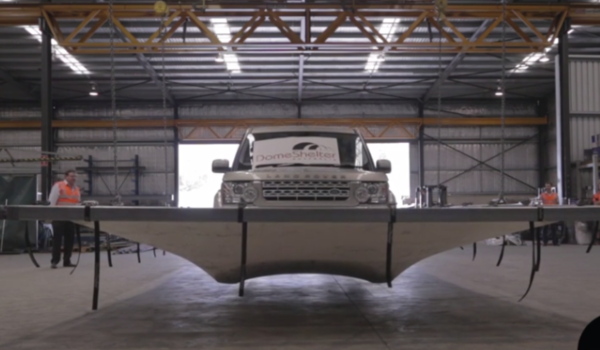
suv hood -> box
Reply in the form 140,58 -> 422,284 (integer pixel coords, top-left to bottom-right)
223,166 -> 388,182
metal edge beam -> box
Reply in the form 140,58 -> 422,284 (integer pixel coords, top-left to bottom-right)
4,205 -> 600,223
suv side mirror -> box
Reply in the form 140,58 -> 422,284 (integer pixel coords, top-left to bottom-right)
212,159 -> 231,173
376,159 -> 391,173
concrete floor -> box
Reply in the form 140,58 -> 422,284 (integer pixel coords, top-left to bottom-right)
0,245 -> 598,350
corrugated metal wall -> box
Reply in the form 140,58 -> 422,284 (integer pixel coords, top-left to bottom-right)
568,57 -> 600,197
423,126 -> 539,194
0,100 -> 542,202
570,116 -> 600,162
570,59 -> 600,114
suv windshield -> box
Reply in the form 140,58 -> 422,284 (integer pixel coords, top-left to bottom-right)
235,131 -> 374,171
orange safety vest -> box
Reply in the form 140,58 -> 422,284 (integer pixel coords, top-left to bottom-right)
541,192 -> 557,205
55,181 -> 81,205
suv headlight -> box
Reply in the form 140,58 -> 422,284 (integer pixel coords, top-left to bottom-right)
222,182 -> 259,204
354,182 -> 389,204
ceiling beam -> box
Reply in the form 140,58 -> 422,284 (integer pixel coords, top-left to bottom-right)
0,117 -> 547,131
421,19 -> 494,102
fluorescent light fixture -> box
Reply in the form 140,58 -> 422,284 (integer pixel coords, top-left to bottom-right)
210,18 -> 241,73
540,56 -> 550,62
364,18 -> 399,73
89,91 -> 98,97
23,25 -> 90,75
495,91 -> 503,96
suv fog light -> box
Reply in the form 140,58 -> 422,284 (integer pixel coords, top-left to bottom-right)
233,184 -> 245,195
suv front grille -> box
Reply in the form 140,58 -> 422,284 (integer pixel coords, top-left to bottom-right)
262,181 -> 351,201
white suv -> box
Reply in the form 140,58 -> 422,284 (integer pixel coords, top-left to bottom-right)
212,126 -> 394,207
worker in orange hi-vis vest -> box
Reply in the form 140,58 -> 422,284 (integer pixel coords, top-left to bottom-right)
540,182 -> 560,246
48,169 -> 81,269
540,182 -> 558,205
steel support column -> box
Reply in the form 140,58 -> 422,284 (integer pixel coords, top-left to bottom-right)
418,102 -> 425,187
173,105 -> 179,207
297,17 -> 306,105
537,98 -> 548,188
557,19 -> 571,203
40,17 -> 53,202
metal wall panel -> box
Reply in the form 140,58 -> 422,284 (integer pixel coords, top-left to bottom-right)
570,59 -> 600,114
57,129 -> 175,143
179,102 -> 297,119
56,104 -> 174,120
83,173 -> 175,197
423,142 -> 538,194
569,116 -> 600,162
178,101 -> 420,119
53,146 -> 175,196
0,106 -> 40,119
424,143 -> 538,170
423,100 -> 537,118
0,147 -> 41,174
424,170 -> 481,193
55,146 -> 175,173
423,126 -> 537,140
302,102 -> 419,119
0,130 -> 40,146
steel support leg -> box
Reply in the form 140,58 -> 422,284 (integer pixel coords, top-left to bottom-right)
92,221 -> 101,310
40,18 -> 53,201
557,19 -> 572,202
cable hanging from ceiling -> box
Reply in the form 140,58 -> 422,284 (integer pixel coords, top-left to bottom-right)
158,1 -> 171,207
435,0 -> 446,188
108,0 -> 121,206
499,0 -> 507,202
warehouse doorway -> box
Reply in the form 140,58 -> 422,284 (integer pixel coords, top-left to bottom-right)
178,144 -> 238,208
178,142 -> 410,207
366,142 -> 410,202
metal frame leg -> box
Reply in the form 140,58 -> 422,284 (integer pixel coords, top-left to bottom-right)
106,233 -> 113,267
70,225 -> 82,275
386,205 -> 396,288
92,221 -> 101,310
136,242 -> 141,264
239,222 -> 247,297
24,222 -> 39,268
